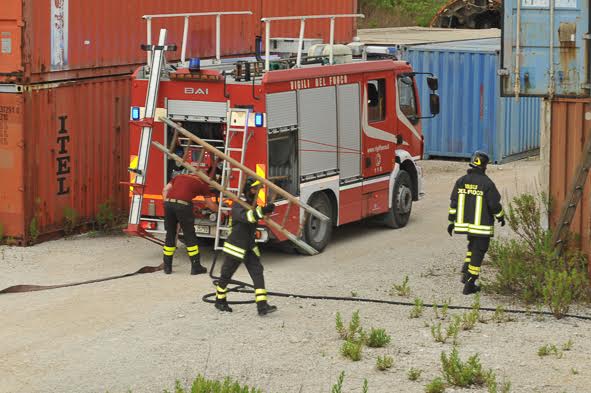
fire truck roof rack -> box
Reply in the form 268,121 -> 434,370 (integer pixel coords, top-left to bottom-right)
260,14 -> 365,72
142,11 -> 253,66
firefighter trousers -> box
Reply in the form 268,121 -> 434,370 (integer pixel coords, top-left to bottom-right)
465,235 -> 490,277
163,201 -> 200,258
218,250 -> 265,290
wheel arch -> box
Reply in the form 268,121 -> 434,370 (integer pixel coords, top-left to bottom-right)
394,149 -> 419,201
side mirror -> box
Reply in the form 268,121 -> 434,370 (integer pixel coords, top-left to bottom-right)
430,93 -> 440,116
427,76 -> 439,91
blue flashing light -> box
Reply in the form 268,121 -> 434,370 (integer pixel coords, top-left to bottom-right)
387,47 -> 397,55
189,57 -> 201,73
131,106 -> 141,121
254,113 -> 264,127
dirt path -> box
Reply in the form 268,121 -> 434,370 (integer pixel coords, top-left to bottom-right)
1,158 -> 589,393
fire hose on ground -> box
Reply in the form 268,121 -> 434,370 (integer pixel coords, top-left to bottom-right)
1,252 -> 591,322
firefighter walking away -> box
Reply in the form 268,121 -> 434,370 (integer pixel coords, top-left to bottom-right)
447,151 -> 505,295
161,170 -> 216,275
214,177 -> 278,316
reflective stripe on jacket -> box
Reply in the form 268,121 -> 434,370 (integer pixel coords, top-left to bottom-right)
448,168 -> 503,238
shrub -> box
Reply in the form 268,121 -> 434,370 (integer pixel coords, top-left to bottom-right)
391,275 -> 411,297
63,206 -> 79,236
96,200 -> 122,232
409,298 -> 424,318
29,217 -> 39,243
408,368 -> 423,381
376,355 -> 394,371
440,347 -> 487,387
162,375 -> 262,393
484,193 -> 591,318
330,372 -> 369,393
335,310 -> 364,343
425,377 -> 445,393
341,340 -> 362,361
366,328 -> 391,348
431,322 -> 445,343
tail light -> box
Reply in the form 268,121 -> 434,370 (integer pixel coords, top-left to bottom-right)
140,221 -> 157,230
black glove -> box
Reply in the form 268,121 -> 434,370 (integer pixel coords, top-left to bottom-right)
261,203 -> 275,214
497,216 -> 506,227
447,223 -> 454,236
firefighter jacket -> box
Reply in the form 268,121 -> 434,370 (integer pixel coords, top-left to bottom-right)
222,202 -> 265,260
448,168 -> 504,237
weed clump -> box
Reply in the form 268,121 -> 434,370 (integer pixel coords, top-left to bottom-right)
163,375 -> 262,393
63,206 -> 79,236
391,275 -> 411,297
485,193 -> 591,319
335,311 -> 364,343
408,368 -> 423,381
340,340 -> 362,361
376,355 -> 393,370
409,298 -> 424,318
425,377 -> 445,393
366,328 -> 391,348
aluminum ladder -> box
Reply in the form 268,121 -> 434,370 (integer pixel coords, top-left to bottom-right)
213,108 -> 252,251
551,132 -> 591,254
152,117 -> 330,256
126,28 -> 175,242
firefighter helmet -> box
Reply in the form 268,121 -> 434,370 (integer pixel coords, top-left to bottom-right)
243,177 -> 261,194
469,150 -> 490,169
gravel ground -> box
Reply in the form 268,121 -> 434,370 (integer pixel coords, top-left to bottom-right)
1,158 -> 590,393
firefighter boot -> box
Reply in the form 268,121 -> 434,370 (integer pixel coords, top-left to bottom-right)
190,254 -> 207,275
462,273 -> 481,295
214,285 -> 232,312
461,262 -> 469,284
257,301 -> 278,316
214,299 -> 233,312
163,255 -> 173,274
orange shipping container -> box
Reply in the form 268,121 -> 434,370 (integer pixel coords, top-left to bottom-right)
0,76 -> 131,244
0,0 -> 357,84
549,98 -> 591,274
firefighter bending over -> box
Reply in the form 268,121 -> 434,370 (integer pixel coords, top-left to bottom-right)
447,151 -> 505,295
214,177 -> 278,316
161,170 -> 216,275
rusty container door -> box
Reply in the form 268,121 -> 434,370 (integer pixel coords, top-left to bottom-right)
550,98 -> 591,272
0,89 -> 25,240
261,0 -> 358,43
1,0 -> 260,83
0,76 -> 131,244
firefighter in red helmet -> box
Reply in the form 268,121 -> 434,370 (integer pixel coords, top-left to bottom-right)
214,177 -> 278,316
447,151 -> 505,295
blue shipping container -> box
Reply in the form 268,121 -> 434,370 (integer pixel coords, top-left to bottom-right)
501,0 -> 587,97
404,38 -> 541,163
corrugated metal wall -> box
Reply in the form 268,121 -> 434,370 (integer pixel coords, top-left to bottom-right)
549,99 -> 591,271
0,76 -> 131,244
404,38 -> 540,163
1,0 -> 358,83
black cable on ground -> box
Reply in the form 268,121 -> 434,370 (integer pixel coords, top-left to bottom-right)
204,251 -> 591,321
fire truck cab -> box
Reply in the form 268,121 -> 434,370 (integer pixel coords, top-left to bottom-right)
129,14 -> 440,252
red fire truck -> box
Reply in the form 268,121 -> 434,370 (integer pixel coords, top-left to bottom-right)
128,13 -> 440,252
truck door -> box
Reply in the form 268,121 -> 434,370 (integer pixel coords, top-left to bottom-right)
395,74 -> 422,158
361,72 -> 397,217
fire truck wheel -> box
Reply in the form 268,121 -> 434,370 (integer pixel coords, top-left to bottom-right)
382,170 -> 413,229
303,192 -> 334,253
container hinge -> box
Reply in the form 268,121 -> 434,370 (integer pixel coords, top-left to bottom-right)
497,68 -> 510,76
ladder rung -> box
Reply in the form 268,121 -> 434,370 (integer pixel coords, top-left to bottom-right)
228,128 -> 246,132
226,187 -> 240,192
217,226 -> 231,231
226,148 -> 243,152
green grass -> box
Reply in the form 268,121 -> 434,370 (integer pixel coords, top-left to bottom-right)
425,377 -> 445,393
409,298 -> 424,319
162,375 -> 262,393
341,340 -> 362,361
390,275 -> 411,297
